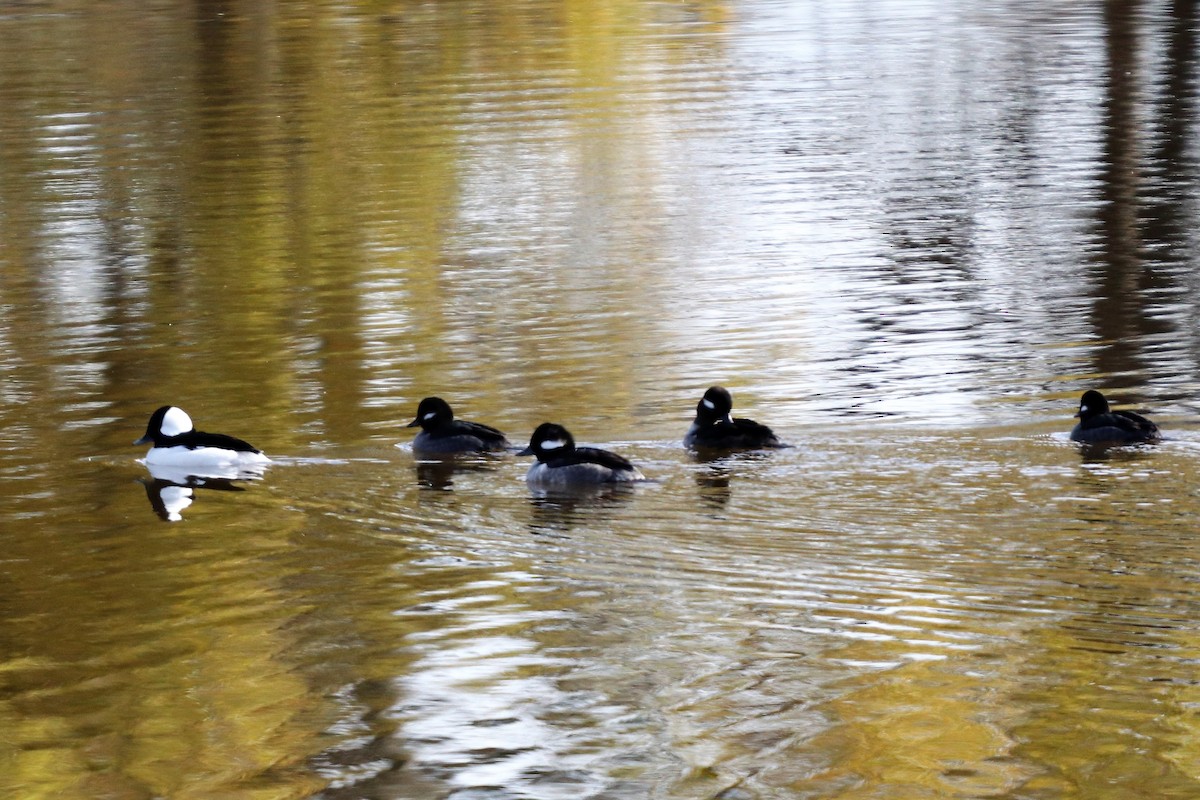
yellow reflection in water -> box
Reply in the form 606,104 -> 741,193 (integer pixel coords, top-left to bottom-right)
807,661 -> 1033,797
0,501 -> 329,799
0,0 -> 736,455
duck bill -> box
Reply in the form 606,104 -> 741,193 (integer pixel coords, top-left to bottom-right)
133,435 -> 151,445
517,446 -> 534,456
406,418 -> 421,428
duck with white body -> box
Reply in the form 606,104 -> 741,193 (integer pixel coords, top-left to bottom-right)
134,406 -> 271,470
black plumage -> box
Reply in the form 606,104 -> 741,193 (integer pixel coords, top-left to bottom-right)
1070,389 -> 1160,445
407,396 -> 509,454
684,386 -> 785,451
134,405 -> 262,453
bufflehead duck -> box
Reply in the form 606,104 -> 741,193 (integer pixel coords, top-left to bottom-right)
1070,390 -> 1160,445
406,396 -> 509,454
684,386 -> 785,450
519,422 -> 645,486
134,406 -> 271,468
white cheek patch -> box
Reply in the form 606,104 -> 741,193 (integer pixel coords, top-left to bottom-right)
161,407 -> 194,436
1080,405 -> 1089,414
702,398 -> 715,410
423,412 -> 437,421
540,439 -> 567,450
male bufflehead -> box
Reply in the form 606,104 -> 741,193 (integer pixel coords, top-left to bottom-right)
1070,389 -> 1160,445
684,386 -> 785,450
406,396 -> 509,454
519,422 -> 645,486
134,406 -> 271,468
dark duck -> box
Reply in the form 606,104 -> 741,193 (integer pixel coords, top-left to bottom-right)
519,422 -> 645,486
684,386 -> 785,451
407,396 -> 510,455
1070,389 -> 1160,445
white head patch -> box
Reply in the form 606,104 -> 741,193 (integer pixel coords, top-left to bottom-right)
161,407 -> 194,437
423,411 -> 437,421
540,438 -> 567,450
702,398 -> 716,410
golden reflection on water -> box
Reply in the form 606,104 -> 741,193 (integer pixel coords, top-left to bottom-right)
3,0 -> 1200,798
7,432 -> 1200,798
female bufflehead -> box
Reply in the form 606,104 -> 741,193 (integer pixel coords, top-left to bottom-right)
134,406 -> 270,468
406,396 -> 509,454
1070,389 -> 1160,445
519,423 -> 645,486
684,386 -> 785,450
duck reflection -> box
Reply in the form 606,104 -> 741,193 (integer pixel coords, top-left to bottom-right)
527,484 -> 637,536
691,449 -> 776,509
694,463 -> 733,510
1076,441 -> 1159,467
414,454 -> 506,490
139,462 -> 263,522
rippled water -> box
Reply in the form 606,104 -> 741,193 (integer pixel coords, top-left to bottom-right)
2,0 -> 1200,798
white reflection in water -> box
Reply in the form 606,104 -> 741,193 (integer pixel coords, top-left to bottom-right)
392,593 -> 616,796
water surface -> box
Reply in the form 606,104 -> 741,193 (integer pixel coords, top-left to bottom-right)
2,1 -> 1200,798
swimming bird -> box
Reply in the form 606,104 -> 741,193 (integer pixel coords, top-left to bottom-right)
134,406 -> 270,468
684,386 -> 785,450
519,422 -> 645,486
1070,389 -> 1160,445
406,396 -> 509,454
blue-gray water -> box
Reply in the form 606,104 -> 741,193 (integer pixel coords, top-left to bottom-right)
2,1 -> 1200,798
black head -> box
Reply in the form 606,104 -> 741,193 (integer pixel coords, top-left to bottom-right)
1076,390 -> 1111,420
518,422 -> 577,461
695,386 -> 735,425
408,397 -> 454,430
134,405 -> 194,446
